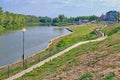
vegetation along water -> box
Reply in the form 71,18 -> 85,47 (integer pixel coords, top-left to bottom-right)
0,7 -> 98,32
16,23 -> 120,80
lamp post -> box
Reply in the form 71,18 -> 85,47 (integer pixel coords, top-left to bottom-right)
22,28 -> 26,69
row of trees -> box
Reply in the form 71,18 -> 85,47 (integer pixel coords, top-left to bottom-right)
0,7 -> 40,30
0,6 -> 99,30
39,14 -> 98,26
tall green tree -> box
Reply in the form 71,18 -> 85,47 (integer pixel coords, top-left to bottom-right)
0,7 -> 3,24
58,14 -> 67,22
0,7 -> 40,29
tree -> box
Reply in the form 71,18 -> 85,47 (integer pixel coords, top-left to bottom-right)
0,7 -> 3,24
88,15 -> 98,21
0,6 -> 99,29
0,7 -> 2,15
58,14 -> 67,22
0,6 -> 40,29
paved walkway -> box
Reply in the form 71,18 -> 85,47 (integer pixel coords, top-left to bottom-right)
6,29 -> 107,80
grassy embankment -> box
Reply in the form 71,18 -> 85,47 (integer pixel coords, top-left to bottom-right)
35,24 -> 97,65
15,24 -> 99,80
16,23 -> 120,80
0,24 -> 97,80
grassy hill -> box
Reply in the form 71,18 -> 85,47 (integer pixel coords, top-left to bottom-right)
16,23 -> 120,80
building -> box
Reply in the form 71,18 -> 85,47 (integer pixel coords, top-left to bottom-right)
98,10 -> 119,22
98,14 -> 106,21
105,11 -> 119,22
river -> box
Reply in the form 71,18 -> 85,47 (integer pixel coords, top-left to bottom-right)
0,26 -> 70,67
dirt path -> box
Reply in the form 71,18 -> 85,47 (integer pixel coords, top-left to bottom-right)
6,29 -> 107,80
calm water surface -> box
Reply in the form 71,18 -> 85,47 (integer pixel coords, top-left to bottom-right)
0,26 -> 70,67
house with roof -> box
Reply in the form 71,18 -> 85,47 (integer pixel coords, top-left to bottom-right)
98,10 -> 119,22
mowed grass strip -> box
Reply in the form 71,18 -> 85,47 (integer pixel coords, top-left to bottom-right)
0,25 -> 97,80
16,25 -> 98,80
33,25 -> 97,67
16,23 -> 120,80
16,41 -> 99,80
47,25 -> 97,55
57,25 -> 97,48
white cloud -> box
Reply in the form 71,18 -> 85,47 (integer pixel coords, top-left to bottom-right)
25,0 -> 43,4
85,0 -> 120,7
2,0 -> 21,3
102,0 -> 120,7
2,0 -> 120,8
1,0 -> 120,17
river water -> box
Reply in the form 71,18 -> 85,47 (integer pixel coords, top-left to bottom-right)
0,26 -> 70,67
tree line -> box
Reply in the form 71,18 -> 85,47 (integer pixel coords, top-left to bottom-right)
0,7 -> 40,30
39,14 -> 98,26
0,7 -> 98,31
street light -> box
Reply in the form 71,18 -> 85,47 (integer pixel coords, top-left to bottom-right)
22,28 -> 26,69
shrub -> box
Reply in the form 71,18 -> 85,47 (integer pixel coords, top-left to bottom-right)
78,72 -> 93,80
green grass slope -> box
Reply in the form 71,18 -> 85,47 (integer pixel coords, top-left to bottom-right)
16,23 -> 120,80
0,24 -> 97,80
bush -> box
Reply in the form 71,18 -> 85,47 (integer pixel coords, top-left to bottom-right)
78,72 -> 93,80
102,73 -> 115,80
0,25 -> 5,31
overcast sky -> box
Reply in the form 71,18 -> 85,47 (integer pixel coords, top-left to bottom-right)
0,0 -> 120,17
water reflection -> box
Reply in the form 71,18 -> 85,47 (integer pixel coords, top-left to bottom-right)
0,26 -> 70,66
